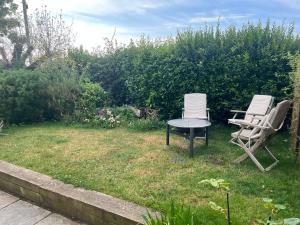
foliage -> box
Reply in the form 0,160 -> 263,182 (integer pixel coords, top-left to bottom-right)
83,22 -> 300,121
200,178 -> 230,223
29,6 -> 75,59
0,69 -> 49,123
84,43 -> 130,105
200,179 -> 300,225
110,105 -> 138,123
144,201 -> 202,225
72,78 -> 107,124
37,58 -> 81,119
199,179 -> 230,191
255,198 -> 300,225
0,0 -> 33,69
0,0 -> 19,37
0,59 -> 81,123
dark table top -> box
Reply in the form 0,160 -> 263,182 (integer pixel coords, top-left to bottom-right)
167,118 -> 211,128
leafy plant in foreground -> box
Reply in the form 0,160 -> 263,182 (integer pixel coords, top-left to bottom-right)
200,179 -> 231,225
144,201 -> 202,225
254,198 -> 300,225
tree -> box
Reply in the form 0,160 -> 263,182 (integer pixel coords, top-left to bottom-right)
0,0 -> 33,68
29,6 -> 75,59
0,0 -> 19,37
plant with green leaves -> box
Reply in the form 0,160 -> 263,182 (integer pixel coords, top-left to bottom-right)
255,198 -> 300,225
144,201 -> 202,225
200,179 -> 231,225
73,78 -> 107,124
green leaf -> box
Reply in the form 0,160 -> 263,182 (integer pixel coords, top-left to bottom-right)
283,218 -> 300,225
275,204 -> 287,210
263,198 -> 273,203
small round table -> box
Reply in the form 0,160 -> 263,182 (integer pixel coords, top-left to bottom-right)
166,118 -> 211,157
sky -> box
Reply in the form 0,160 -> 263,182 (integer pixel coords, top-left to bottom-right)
23,0 -> 300,50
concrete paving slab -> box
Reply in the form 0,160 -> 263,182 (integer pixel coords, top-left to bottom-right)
0,190 -> 19,209
35,213 -> 82,225
0,199 -> 51,225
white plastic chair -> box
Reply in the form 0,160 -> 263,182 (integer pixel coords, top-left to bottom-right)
182,93 -> 210,121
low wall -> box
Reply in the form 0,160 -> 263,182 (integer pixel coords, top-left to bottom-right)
0,160 -> 151,225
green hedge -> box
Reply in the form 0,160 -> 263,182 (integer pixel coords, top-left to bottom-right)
0,69 -> 50,123
0,60 -> 81,123
82,22 -> 300,121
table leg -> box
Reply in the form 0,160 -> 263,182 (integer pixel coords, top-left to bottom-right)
189,128 -> 194,157
205,127 -> 208,146
166,124 -> 170,145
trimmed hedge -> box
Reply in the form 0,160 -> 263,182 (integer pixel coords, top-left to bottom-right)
82,22 -> 300,121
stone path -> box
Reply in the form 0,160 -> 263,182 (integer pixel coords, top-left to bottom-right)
0,190 -> 85,225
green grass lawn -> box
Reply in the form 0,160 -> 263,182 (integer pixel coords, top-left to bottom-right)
0,123 -> 299,224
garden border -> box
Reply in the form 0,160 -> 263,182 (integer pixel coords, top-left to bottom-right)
0,160 -> 150,225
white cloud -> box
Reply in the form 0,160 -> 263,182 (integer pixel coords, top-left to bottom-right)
72,20 -> 132,50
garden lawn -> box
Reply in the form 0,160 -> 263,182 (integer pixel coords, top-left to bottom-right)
0,123 -> 299,224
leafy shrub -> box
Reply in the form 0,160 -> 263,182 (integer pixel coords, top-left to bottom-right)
73,78 -> 107,123
0,69 -> 50,123
37,58 -> 81,119
0,58 -> 81,124
110,105 -> 138,123
83,22 -> 300,121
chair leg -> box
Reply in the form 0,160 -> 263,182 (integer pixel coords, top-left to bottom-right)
234,142 -> 279,172
242,147 -> 266,172
233,138 -> 257,163
263,146 -> 279,171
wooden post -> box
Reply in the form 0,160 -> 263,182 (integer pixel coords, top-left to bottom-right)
296,110 -> 300,161
292,58 -> 300,161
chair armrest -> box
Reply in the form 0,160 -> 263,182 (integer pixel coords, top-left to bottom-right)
230,110 -> 246,113
228,119 -> 267,129
230,110 -> 246,120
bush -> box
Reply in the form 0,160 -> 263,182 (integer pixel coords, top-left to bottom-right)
82,22 -> 300,121
71,79 -> 108,126
110,105 -> 138,123
0,59 -> 81,124
37,58 -> 81,120
0,69 -> 50,123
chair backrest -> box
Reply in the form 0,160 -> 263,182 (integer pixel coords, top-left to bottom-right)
267,100 -> 292,131
251,100 -> 291,139
184,93 -> 207,119
245,95 -> 274,122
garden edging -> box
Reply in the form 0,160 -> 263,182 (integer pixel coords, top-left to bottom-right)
0,160 -> 150,225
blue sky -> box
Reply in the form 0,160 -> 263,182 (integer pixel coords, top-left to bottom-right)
27,0 -> 300,50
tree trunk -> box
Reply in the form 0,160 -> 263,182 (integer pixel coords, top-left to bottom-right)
22,0 -> 32,64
